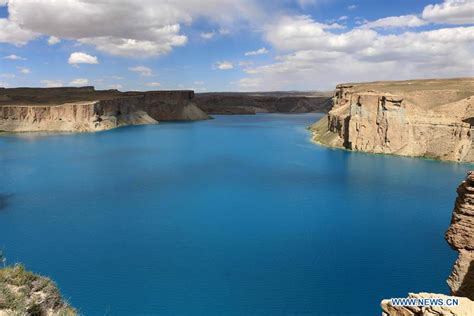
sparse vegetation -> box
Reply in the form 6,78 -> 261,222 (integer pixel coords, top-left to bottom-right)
0,264 -> 77,315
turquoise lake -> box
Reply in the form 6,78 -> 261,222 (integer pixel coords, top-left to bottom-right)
0,113 -> 471,315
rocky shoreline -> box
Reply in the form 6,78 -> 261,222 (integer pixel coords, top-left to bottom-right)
310,78 -> 474,163
0,87 -> 209,133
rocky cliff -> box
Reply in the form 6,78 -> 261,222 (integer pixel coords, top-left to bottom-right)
381,171 -> 474,315
310,78 -> 474,162
0,87 -> 209,133
195,92 -> 332,114
0,264 -> 77,315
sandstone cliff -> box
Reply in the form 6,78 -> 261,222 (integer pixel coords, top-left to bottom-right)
0,87 -> 209,133
310,78 -> 474,162
381,171 -> 474,315
0,264 -> 77,315
195,92 -> 332,114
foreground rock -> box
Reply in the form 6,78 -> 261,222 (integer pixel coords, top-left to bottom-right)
195,92 -> 332,114
0,87 -> 209,133
446,171 -> 474,300
381,171 -> 474,315
310,78 -> 474,162
0,264 -> 77,315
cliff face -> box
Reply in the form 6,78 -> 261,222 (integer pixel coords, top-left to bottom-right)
311,78 -> 474,162
381,171 -> 474,315
0,88 -> 209,133
195,92 -> 332,114
0,265 -> 77,315
446,171 -> 474,300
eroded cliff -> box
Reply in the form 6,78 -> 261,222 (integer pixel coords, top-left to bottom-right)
0,87 -> 209,133
381,171 -> 474,315
310,78 -> 474,162
195,92 -> 332,114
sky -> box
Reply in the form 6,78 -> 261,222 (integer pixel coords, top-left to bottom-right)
0,0 -> 473,92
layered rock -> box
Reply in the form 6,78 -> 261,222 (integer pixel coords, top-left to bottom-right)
446,171 -> 474,300
311,78 -> 474,162
195,92 -> 332,114
0,87 -> 209,133
0,264 -> 77,315
381,171 -> 474,315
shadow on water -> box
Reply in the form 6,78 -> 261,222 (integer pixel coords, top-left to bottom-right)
0,193 -> 12,211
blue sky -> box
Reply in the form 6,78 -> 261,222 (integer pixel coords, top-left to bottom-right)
0,0 -> 473,91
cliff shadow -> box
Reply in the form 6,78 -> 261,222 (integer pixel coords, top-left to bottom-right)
0,193 -> 12,211
456,258 -> 474,300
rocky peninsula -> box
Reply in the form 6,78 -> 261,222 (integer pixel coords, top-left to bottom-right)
0,87 -> 209,133
381,171 -> 474,315
310,78 -> 474,162
195,91 -> 332,114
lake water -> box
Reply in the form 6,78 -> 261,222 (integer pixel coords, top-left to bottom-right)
0,113 -> 471,315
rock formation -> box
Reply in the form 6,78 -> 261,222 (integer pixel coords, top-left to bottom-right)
446,171 -> 474,300
0,87 -> 209,133
0,264 -> 77,315
310,78 -> 474,162
381,171 -> 474,315
195,92 -> 332,114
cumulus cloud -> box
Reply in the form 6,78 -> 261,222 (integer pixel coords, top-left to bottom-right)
69,78 -> 89,86
41,80 -> 63,87
16,66 -> 30,74
215,61 -> 234,70
361,15 -> 428,29
47,36 -> 60,45
193,81 -> 205,85
129,66 -> 153,76
239,14 -> 474,90
0,18 -> 38,45
68,52 -> 99,64
245,47 -> 269,56
3,54 -> 26,60
347,4 -> 357,10
1,0 -> 264,57
422,0 -> 474,24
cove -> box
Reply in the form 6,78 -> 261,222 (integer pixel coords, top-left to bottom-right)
0,113 -> 471,315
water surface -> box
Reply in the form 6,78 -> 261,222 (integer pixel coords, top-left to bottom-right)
0,114 -> 470,315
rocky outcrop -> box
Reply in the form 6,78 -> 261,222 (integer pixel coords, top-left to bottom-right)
0,264 -> 77,315
446,171 -> 474,300
195,92 -> 332,114
311,78 -> 474,162
0,87 -> 209,133
381,171 -> 474,315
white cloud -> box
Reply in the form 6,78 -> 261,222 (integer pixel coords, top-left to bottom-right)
245,47 -> 269,56
215,61 -> 234,70
338,16 -> 348,21
193,81 -> 205,85
41,80 -> 63,87
16,66 -> 30,74
361,15 -> 428,29
239,14 -> 474,90
200,31 -> 216,39
1,0 -> 264,56
423,0 -> 474,24
69,78 -> 89,86
47,36 -> 60,45
347,4 -> 357,10
146,82 -> 161,87
0,18 -> 38,45
1,73 -> 15,78
3,54 -> 26,60
68,52 -> 98,64
129,66 -> 153,76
